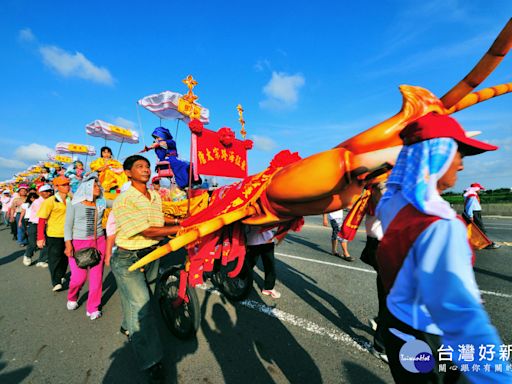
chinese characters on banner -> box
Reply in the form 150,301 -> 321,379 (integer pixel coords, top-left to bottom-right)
193,127 -> 249,179
437,344 -> 512,373
55,155 -> 73,163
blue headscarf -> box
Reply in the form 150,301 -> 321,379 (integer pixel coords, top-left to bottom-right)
152,126 -> 173,141
151,126 -> 178,161
377,138 -> 457,219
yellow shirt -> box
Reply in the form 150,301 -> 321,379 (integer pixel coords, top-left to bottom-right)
38,195 -> 69,238
113,186 -> 164,250
89,157 -> 123,172
90,157 -> 128,192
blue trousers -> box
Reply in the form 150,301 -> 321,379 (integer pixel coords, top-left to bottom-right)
110,248 -> 163,370
16,213 -> 28,245
1,211 -> 9,226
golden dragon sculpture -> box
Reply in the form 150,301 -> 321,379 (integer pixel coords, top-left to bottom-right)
129,18 -> 512,276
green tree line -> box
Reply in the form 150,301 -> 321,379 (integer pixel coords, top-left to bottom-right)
442,188 -> 512,204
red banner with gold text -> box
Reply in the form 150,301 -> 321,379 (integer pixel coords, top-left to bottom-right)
194,127 -> 248,178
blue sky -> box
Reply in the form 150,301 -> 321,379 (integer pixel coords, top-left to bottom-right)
0,0 -> 511,191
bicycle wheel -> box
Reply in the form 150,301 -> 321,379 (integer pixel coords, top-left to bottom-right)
219,261 -> 253,302
158,267 -> 200,340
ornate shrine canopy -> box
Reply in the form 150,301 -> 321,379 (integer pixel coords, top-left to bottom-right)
138,90 -> 210,123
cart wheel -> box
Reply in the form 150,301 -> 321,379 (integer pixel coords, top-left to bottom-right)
219,261 -> 253,302
158,267 -> 200,340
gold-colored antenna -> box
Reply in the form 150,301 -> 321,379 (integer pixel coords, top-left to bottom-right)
237,104 -> 247,139
441,18 -> 512,108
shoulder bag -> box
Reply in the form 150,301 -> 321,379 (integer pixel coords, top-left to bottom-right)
74,206 -> 102,269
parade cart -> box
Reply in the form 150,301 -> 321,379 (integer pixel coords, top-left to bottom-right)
137,76 -> 254,339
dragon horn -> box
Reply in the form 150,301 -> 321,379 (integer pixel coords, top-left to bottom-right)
128,205 -> 257,271
441,18 -> 512,109
447,82 -> 512,114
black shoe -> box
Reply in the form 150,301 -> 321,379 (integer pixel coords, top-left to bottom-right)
485,242 -> 501,249
146,362 -> 165,384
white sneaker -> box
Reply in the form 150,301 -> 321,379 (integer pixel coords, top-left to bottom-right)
86,311 -> 102,320
36,262 -> 48,268
261,289 -> 281,299
368,317 -> 378,332
22,256 -> 32,266
370,345 -> 389,364
52,283 -> 63,292
66,301 -> 79,310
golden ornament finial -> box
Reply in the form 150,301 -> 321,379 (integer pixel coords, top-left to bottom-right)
237,104 -> 246,139
182,75 -> 199,103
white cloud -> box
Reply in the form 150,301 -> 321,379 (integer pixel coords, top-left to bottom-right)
0,157 -> 27,169
18,28 -> 35,43
251,135 -> 277,152
18,28 -> 113,85
39,45 -> 114,85
14,143 -> 52,162
113,117 -> 136,130
254,59 -> 271,72
260,71 -> 305,110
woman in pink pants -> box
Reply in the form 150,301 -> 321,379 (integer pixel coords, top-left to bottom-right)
64,173 -> 106,320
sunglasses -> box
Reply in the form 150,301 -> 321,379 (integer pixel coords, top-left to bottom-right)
59,183 -> 70,187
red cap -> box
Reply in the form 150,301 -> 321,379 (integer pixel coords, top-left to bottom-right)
151,176 -> 160,184
471,183 -> 485,190
400,112 -> 498,156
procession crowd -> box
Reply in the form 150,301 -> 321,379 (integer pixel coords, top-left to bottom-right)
0,142 -> 282,383
0,113 -> 510,384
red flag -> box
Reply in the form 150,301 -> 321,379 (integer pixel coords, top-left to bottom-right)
338,189 -> 371,241
193,126 -> 251,179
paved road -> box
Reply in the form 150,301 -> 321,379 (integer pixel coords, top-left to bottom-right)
0,216 -> 510,384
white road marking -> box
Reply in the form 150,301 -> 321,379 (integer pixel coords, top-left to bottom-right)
276,252 -> 375,274
276,252 -> 512,299
479,290 -> 512,299
240,299 -> 372,352
197,284 -> 372,352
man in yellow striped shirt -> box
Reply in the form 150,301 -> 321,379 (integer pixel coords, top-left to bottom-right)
111,155 -> 180,383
